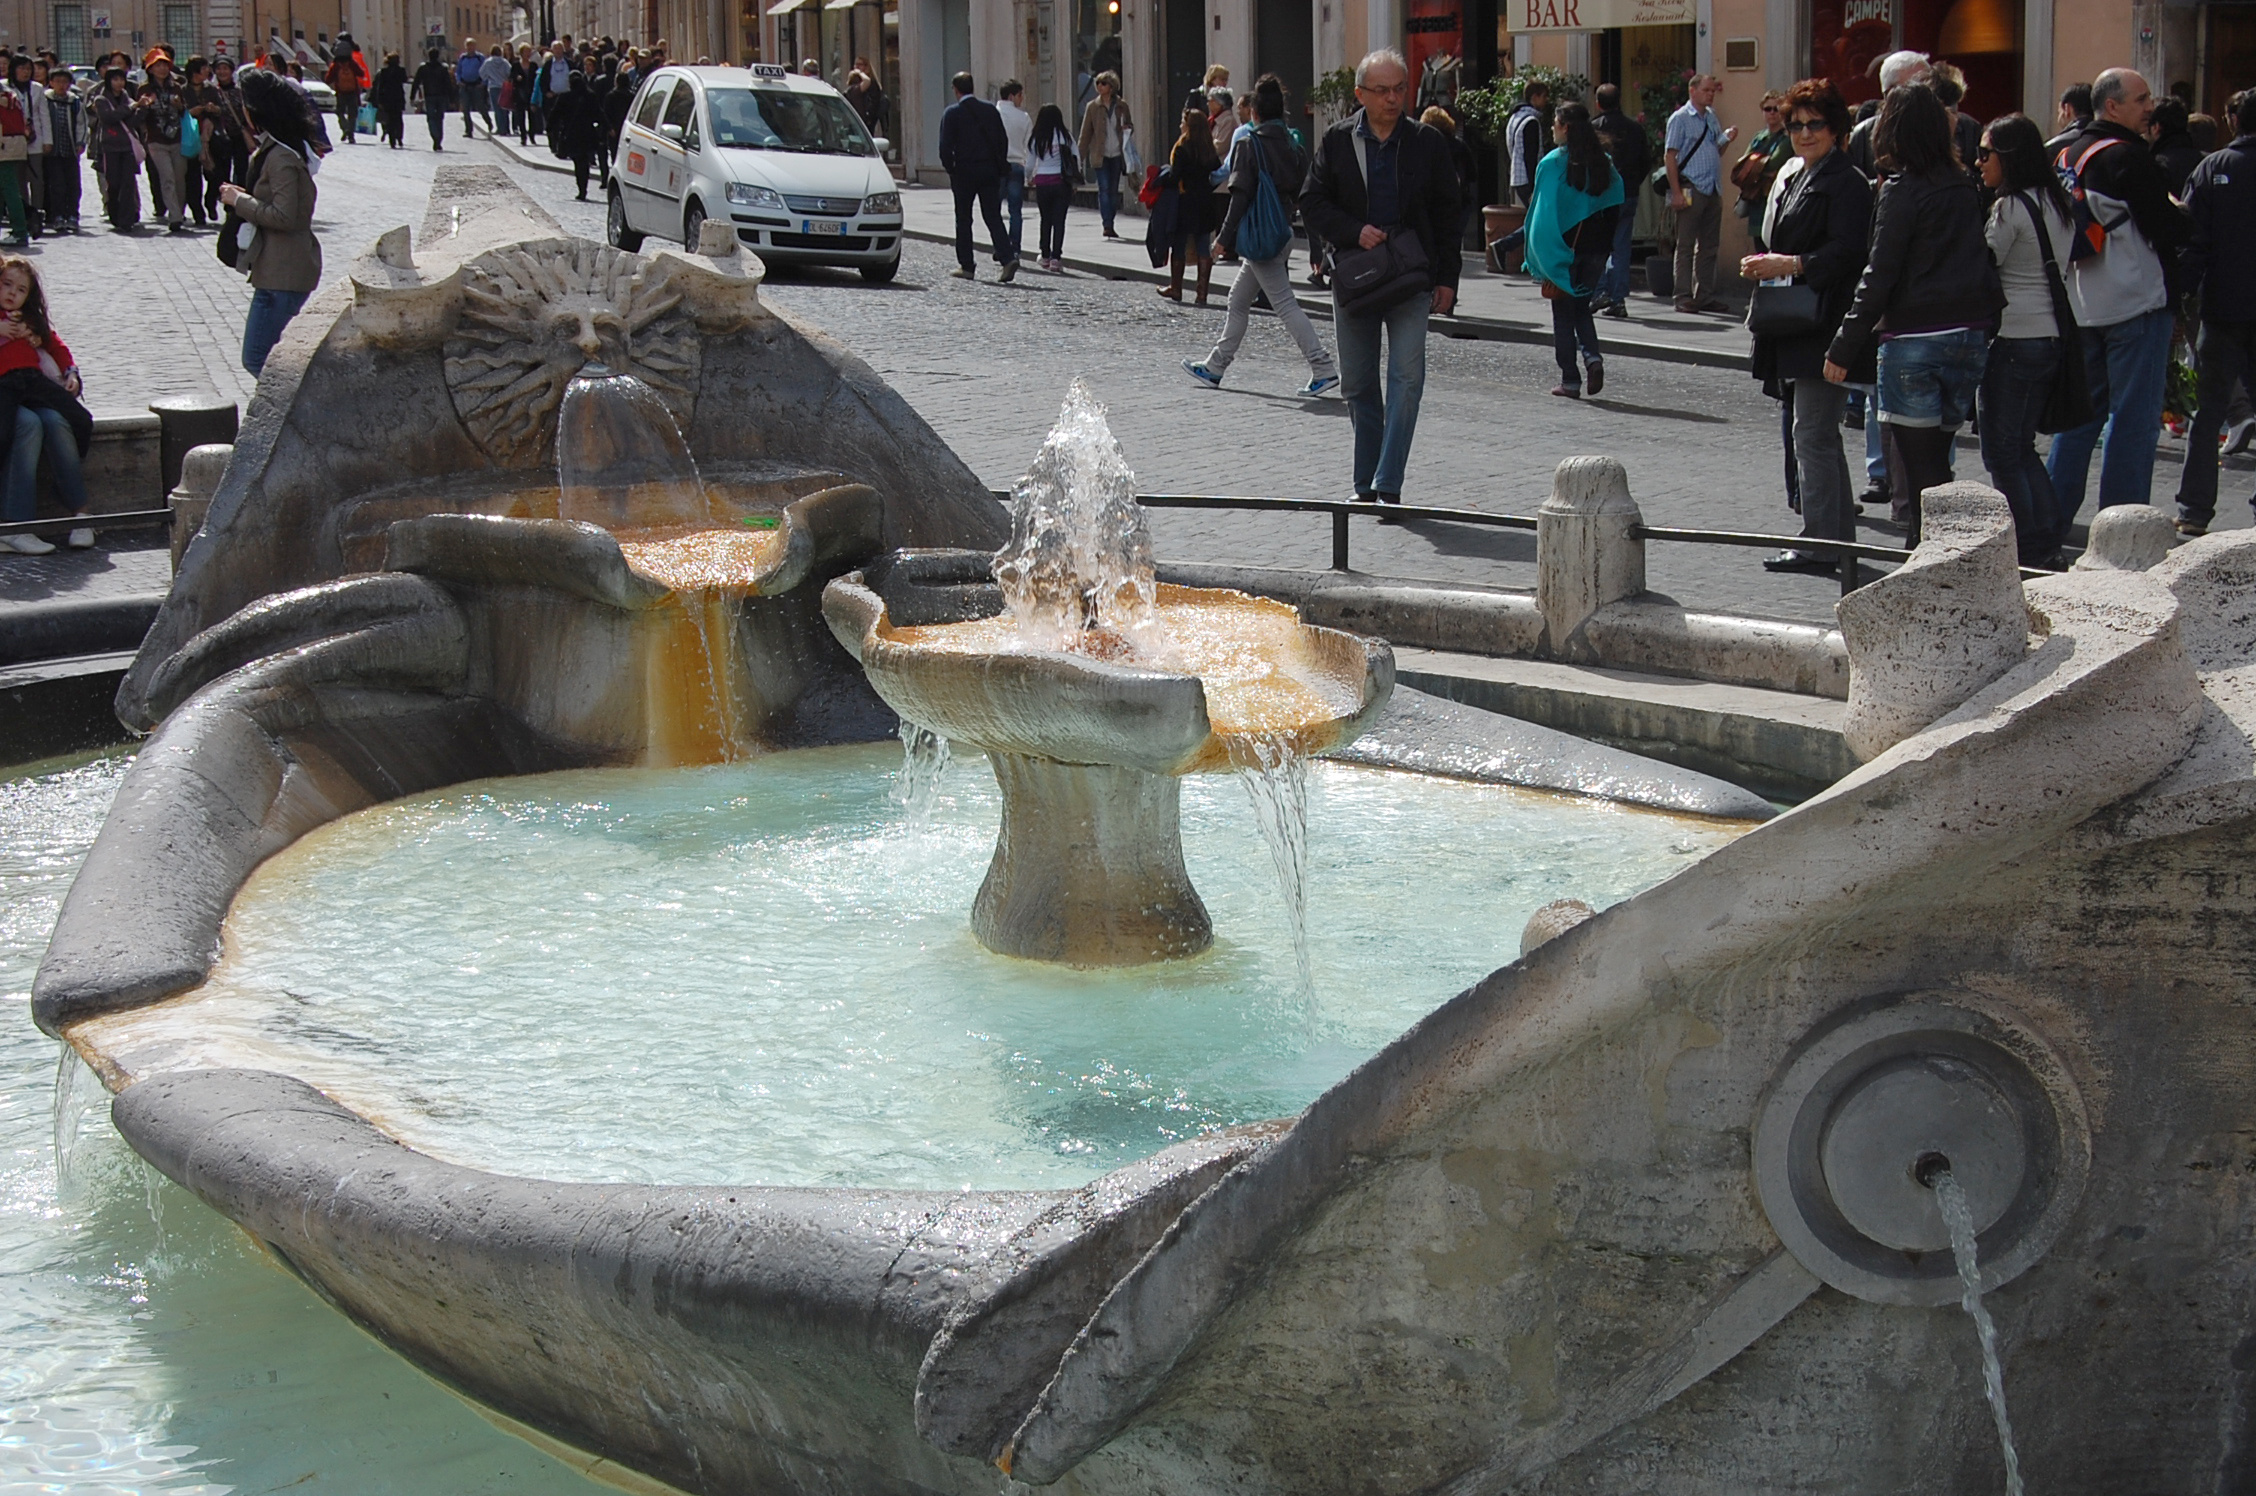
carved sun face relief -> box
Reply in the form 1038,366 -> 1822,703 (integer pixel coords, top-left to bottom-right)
443,242 -> 702,468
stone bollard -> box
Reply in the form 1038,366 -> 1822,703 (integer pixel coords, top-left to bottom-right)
148,395 -> 239,498
1536,456 -> 1645,661
1835,482 -> 2026,761
2072,505 -> 2175,573
696,218 -> 740,258
169,443 -> 232,573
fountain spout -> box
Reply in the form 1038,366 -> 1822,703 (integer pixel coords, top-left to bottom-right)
556,360 -> 710,532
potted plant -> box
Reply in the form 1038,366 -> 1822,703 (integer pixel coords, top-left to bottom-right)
1454,64 -> 1589,270
1636,70 -> 1694,299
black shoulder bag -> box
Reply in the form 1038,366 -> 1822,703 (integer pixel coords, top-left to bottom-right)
215,141 -> 266,270
2018,191 -> 2094,434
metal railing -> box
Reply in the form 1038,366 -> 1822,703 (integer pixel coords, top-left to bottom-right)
996,490 -> 1917,597
0,508 -> 173,539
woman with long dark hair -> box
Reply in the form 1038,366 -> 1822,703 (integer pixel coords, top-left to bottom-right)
1160,104 -> 1218,304
1740,79 -> 1871,574
1824,84 -> 2001,545
222,70 -> 319,376
1976,112 -> 2076,566
1524,99 -> 1623,399
1028,103 -> 1076,270
89,67 -> 140,230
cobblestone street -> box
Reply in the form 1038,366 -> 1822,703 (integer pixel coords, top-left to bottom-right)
22,136 -> 2246,626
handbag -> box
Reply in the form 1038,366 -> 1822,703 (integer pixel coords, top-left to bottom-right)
1236,135 -> 1292,261
180,111 -> 201,158
1121,122 -> 1142,175
2017,191 -> 2095,434
1650,112 -> 1709,197
1746,281 -> 1823,336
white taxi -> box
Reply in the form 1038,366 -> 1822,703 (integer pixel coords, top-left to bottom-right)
606,64 -> 904,282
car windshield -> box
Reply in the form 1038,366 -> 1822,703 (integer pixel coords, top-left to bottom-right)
706,87 -> 873,154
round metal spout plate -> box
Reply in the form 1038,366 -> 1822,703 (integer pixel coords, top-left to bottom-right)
1754,994 -> 2089,1307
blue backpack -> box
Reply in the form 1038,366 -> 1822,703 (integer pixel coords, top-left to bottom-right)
1237,134 -> 1292,262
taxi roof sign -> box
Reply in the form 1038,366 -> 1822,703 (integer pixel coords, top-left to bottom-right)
752,62 -> 788,78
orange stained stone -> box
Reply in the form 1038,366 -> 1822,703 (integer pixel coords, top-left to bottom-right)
884,584 -> 1367,741
615,523 -> 786,594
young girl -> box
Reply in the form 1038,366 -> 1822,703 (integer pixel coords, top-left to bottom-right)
0,256 -> 94,554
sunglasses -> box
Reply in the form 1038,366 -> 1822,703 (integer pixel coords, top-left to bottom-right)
1975,146 -> 1995,160
1784,118 -> 1828,134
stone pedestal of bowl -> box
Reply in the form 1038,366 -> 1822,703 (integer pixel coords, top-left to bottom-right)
824,572 -> 1393,966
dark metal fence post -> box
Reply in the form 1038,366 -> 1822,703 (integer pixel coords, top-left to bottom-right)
1332,510 -> 1349,571
1840,555 -> 1859,596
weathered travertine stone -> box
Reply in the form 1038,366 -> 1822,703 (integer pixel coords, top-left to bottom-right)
1519,897 -> 1596,954
1835,481 -> 2027,761
1536,455 -> 1645,660
2072,503 -> 2175,572
167,442 -> 230,572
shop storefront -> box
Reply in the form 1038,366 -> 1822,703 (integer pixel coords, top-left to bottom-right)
1809,0 -> 2022,116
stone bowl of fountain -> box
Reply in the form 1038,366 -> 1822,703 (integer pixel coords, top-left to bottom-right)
824,384 -> 1392,966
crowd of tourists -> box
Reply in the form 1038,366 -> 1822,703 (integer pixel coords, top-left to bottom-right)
1715,54 -> 2255,572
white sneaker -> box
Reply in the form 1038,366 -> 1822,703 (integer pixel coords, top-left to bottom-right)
5,532 -> 57,554
66,526 -> 95,548
2225,417 -> 2256,456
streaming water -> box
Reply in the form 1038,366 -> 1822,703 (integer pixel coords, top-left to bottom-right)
1932,1164 -> 2025,1496
93,747 -> 1740,1193
3,751 -> 600,1492
555,362 -> 710,532
1229,733 -> 1314,1007
993,379 -> 1162,653
893,719 -> 954,824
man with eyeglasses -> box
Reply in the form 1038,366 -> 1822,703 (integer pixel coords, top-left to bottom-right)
1299,49 -> 1460,516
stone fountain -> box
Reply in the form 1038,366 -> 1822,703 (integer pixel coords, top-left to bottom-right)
25,168 -> 2256,1495
824,383 -> 1392,965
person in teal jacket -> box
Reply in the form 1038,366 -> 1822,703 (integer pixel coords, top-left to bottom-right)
1524,100 -> 1624,399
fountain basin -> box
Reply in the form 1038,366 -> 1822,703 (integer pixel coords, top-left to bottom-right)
826,575 -> 1393,964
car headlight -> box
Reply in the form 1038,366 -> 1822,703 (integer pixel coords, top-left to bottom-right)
862,191 -> 901,215
726,182 -> 785,209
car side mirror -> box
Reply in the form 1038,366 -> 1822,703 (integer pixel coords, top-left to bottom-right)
660,121 -> 685,142
871,136 -> 889,156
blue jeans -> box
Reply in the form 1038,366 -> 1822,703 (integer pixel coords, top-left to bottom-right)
1335,291 -> 1431,497
1860,386 -> 1885,484
1978,335 -> 2063,558
2045,305 -> 2174,522
1877,328 -> 1988,429
1097,157 -> 1123,232
1004,165 -> 1025,258
1599,208 -> 1635,306
242,287 -> 311,375
4,406 -> 89,522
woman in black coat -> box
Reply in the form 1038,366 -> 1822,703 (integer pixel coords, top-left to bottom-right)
1823,83 -> 2002,545
549,71 -> 600,201
372,52 -> 407,149
1740,79 -> 1872,574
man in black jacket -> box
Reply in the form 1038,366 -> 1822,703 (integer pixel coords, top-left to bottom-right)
1590,83 -> 1648,315
937,71 -> 1017,281
1299,49 -> 1459,512
2175,86 -> 2256,535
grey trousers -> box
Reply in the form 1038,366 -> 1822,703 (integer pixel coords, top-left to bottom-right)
1672,187 -> 1721,304
1789,377 -> 1854,544
147,141 -> 185,226
1203,252 -> 1338,380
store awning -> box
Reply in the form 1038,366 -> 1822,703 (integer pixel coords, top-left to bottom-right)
1513,0 -> 1693,30
765,0 -> 810,16
822,0 -> 866,12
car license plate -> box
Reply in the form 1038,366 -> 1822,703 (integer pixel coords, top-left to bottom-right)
801,219 -> 844,235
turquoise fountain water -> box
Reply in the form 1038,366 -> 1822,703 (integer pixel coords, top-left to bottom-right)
89,745 -> 1738,1191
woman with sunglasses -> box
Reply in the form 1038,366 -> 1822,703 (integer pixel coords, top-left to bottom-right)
1739,79 -> 1872,574
1975,114 -> 2076,567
